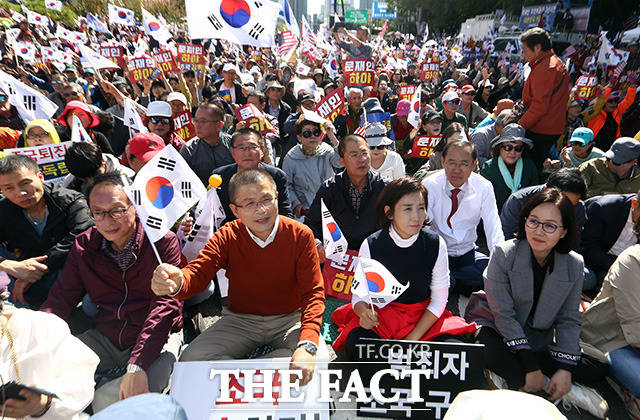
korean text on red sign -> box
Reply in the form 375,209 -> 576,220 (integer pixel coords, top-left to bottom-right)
343,59 -> 375,87
322,249 -> 359,301
176,43 -> 205,66
128,57 -> 157,83
421,62 -> 440,82
574,74 -> 597,100
152,50 -> 179,73
411,136 -> 442,159
173,110 -> 196,142
314,89 -> 346,122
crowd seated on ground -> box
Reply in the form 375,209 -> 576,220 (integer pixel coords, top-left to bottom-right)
1,15 -> 640,419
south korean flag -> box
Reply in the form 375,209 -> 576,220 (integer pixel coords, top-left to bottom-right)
185,0 -> 281,47
351,257 -> 408,308
0,70 -> 58,123
124,146 -> 206,243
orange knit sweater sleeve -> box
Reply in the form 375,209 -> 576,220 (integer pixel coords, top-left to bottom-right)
295,225 -> 326,344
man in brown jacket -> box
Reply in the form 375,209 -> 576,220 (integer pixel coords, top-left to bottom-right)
518,28 -> 570,169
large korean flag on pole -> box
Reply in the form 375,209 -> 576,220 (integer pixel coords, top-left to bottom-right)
124,146 -> 206,243
108,4 -> 135,27
0,70 -> 58,123
185,0 -> 281,47
351,257 -> 408,308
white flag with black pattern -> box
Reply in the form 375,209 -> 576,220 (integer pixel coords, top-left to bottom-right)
124,145 -> 206,243
352,257 -> 408,308
0,70 -> 58,123
181,188 -> 226,262
185,0 -> 281,47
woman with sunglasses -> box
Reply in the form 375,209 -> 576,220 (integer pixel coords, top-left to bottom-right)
365,122 -> 405,182
282,116 -> 340,219
480,123 -> 539,212
143,101 -> 185,151
466,188 -> 609,416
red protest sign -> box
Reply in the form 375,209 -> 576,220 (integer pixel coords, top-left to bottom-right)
322,249 -> 359,301
127,56 -> 158,83
397,84 -> 419,101
411,135 -> 442,159
421,61 -> 440,82
176,43 -> 205,67
343,59 -> 375,87
173,110 -> 196,142
99,46 -> 126,69
314,89 -> 346,122
152,49 -> 179,73
234,104 -> 277,136
574,74 -> 598,100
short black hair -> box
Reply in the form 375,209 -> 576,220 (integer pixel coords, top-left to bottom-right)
65,142 -> 103,179
294,115 -> 321,135
517,187 -> 577,253
87,171 -> 126,205
442,139 -> 477,161
376,176 -> 428,230
546,167 -> 587,199
0,154 -> 39,175
228,168 -> 276,203
519,27 -> 552,52
197,102 -> 226,120
201,85 -> 218,100
338,134 -> 367,158
184,70 -> 196,78
230,127 -> 264,148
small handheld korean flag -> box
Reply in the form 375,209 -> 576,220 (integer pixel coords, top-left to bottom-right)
407,87 -> 421,128
108,4 -> 135,27
45,0 -> 63,12
321,198 -> 348,263
71,115 -> 92,143
0,70 -> 58,123
123,98 -> 148,134
351,257 -> 408,308
124,145 -> 206,244
181,188 -> 226,262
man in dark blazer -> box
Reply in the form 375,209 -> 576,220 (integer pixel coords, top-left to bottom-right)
581,193 -> 639,281
212,128 -> 293,225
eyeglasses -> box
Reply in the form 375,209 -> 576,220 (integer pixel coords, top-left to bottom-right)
193,119 -> 220,125
232,196 -> 276,212
91,205 -> 131,221
501,144 -> 524,153
301,128 -> 321,138
370,145 -> 386,150
26,132 -> 50,140
525,217 -> 561,234
150,117 -> 171,125
233,144 -> 260,152
51,80 -> 65,85
445,99 -> 461,105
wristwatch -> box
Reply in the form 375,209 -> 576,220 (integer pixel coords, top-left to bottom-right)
126,363 -> 144,373
297,340 -> 318,355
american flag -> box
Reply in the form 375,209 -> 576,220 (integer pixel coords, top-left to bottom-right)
611,60 -> 627,83
354,122 -> 370,137
278,30 -> 298,56
301,15 -> 317,46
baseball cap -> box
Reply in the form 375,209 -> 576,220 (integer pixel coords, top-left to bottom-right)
569,127 -> 594,146
498,77 -> 509,85
146,101 -> 172,118
128,133 -> 165,163
84,68 -> 95,75
421,110 -> 443,124
461,84 -> 476,94
222,63 -> 237,73
297,90 -> 315,104
166,92 -> 187,106
442,90 -> 460,102
364,122 -> 393,147
604,137 -> 640,165
396,99 -> 411,116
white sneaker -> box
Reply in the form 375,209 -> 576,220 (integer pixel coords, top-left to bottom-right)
560,383 -> 609,419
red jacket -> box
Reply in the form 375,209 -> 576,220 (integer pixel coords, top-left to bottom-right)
519,50 -> 570,135
588,86 -> 636,139
41,224 -> 183,371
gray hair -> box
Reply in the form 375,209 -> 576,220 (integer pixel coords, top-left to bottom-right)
228,168 -> 277,203
0,154 -> 39,175
346,87 -> 364,98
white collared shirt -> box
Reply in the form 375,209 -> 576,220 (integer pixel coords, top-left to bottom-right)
246,216 -> 280,248
355,225 -> 450,318
422,171 -> 504,257
609,208 -> 638,256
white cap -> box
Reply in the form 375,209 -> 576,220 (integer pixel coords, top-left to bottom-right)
146,101 -> 172,117
222,63 -> 237,73
166,92 -> 187,106
364,122 -> 393,147
442,90 -> 460,102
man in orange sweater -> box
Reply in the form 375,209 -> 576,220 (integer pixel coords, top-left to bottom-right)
151,169 -> 325,385
518,28 -> 570,169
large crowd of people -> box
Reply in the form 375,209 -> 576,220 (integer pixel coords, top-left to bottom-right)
0,6 -> 639,419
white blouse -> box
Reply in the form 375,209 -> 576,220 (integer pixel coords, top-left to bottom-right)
370,150 -> 406,182
0,307 -> 99,420
355,225 -> 450,318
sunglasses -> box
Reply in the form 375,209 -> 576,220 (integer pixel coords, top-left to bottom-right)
301,128 -> 321,138
501,144 -> 524,152
0,95 -> 7,102
445,99 -> 461,105
150,117 -> 171,125
370,145 -> 386,150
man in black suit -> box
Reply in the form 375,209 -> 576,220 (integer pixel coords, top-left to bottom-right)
581,192 -> 639,290
212,128 -> 293,224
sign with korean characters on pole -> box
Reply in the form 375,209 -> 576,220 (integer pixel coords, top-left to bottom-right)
421,61 -> 440,82
173,110 -> 197,142
233,104 -> 277,136
343,59 -> 375,87
152,49 -> 179,73
574,74 -> 598,100
127,56 -> 158,83
99,45 -> 126,70
176,43 -> 205,70
4,142 -> 71,183
411,135 -> 442,159
314,89 -> 346,122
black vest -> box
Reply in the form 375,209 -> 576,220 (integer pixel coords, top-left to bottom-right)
366,227 -> 440,304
